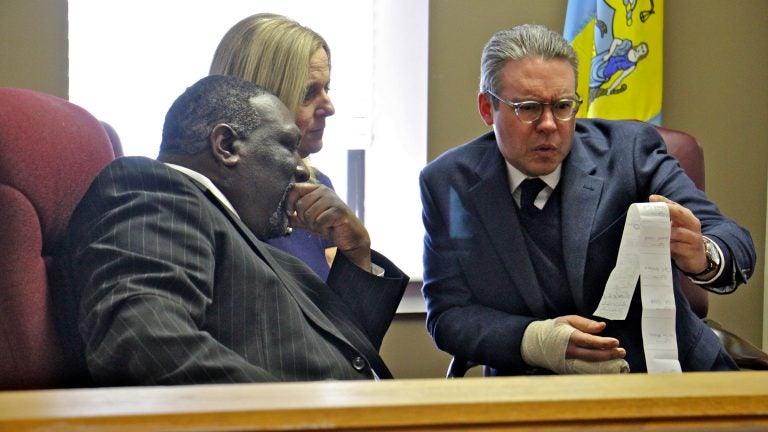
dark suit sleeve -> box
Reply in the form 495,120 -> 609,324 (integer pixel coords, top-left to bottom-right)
326,250 -> 408,349
632,124 -> 755,292
67,158 -> 279,385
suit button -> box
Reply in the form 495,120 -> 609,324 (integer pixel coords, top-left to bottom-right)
351,356 -> 367,371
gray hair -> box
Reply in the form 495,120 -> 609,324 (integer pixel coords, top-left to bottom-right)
160,75 -> 272,155
479,24 -> 578,103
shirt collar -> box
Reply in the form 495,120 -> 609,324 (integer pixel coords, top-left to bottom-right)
164,163 -> 240,218
505,161 -> 562,194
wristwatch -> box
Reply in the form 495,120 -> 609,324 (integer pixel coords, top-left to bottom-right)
683,236 -> 721,279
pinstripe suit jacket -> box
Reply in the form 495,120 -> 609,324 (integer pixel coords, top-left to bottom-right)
64,156 -> 408,385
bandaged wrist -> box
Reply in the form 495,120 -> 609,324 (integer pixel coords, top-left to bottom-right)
521,319 -> 630,374
521,319 -> 574,372
565,357 -> 630,374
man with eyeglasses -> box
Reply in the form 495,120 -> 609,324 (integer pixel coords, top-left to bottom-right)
419,24 -> 754,376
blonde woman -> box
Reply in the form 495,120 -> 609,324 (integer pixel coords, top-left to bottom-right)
211,13 -> 337,280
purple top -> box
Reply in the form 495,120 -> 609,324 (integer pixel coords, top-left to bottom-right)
267,170 -> 335,281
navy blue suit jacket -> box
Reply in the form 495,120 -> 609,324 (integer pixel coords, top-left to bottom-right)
65,157 -> 408,385
420,119 -> 754,374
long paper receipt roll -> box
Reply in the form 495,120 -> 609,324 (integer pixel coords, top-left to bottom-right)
594,202 -> 682,373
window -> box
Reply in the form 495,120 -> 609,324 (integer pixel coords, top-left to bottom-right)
69,0 -> 428,278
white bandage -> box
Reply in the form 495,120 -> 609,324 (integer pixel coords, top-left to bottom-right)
521,319 -> 630,374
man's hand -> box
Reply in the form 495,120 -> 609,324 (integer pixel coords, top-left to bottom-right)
554,315 -> 625,362
286,182 -> 372,271
521,315 -> 629,374
649,194 -> 708,275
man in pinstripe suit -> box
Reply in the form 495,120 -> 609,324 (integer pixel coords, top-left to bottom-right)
64,75 -> 408,385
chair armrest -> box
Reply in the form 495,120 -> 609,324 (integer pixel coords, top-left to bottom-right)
705,318 -> 768,370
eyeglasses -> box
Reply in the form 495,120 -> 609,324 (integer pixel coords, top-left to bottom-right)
486,91 -> 582,123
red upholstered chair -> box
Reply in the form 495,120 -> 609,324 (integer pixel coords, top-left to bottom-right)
0,87 -> 118,389
100,120 -> 124,157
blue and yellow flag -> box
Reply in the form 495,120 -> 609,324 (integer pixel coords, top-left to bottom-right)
563,0 -> 663,124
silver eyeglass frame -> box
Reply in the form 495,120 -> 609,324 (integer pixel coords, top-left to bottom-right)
485,90 -> 583,123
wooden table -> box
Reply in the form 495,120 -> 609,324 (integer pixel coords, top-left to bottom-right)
1,372 -> 767,431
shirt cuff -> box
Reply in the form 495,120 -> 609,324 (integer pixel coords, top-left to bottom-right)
371,262 -> 385,277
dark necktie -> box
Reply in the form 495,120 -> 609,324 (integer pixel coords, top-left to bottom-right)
519,177 -> 547,215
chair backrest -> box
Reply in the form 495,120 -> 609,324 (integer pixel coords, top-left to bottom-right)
100,120 -> 124,157
0,87 -> 117,389
651,124 -> 709,319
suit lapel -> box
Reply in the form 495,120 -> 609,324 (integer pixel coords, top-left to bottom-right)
468,144 -> 547,317
559,141 -> 603,312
